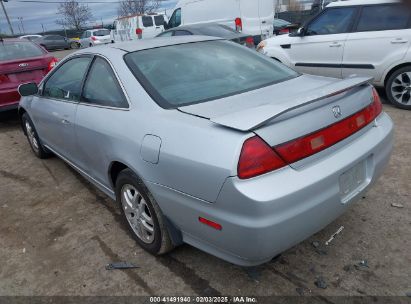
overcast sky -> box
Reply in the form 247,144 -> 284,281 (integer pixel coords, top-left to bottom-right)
0,0 -> 177,35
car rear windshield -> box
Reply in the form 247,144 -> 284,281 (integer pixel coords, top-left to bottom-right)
0,41 -> 44,61
93,29 -> 110,36
124,40 -> 298,108
194,25 -> 239,38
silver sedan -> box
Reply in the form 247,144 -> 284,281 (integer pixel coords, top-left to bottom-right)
18,36 -> 394,266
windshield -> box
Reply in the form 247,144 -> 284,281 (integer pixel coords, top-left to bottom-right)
0,41 -> 44,61
124,40 -> 298,108
93,29 -> 110,36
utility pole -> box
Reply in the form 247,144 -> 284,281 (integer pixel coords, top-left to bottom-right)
0,0 -> 14,36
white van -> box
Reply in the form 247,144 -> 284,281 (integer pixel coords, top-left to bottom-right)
166,0 -> 274,44
111,14 -> 166,42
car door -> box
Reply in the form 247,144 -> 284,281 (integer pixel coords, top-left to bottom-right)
168,8 -> 182,29
289,7 -> 357,78
75,56 -> 129,185
79,31 -> 87,47
141,16 -> 156,38
55,35 -> 67,49
342,3 -> 411,82
30,56 -> 93,160
153,15 -> 165,36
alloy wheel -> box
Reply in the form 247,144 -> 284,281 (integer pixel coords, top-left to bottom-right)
391,72 -> 411,105
25,121 -> 39,153
121,184 -> 155,244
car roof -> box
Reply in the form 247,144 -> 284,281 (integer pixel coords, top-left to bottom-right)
0,38 -> 35,42
77,35 -> 222,54
328,0 -> 399,7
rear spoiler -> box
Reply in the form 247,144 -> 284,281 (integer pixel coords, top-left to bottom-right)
210,77 -> 373,132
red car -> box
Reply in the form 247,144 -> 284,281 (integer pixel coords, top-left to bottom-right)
0,38 -> 58,112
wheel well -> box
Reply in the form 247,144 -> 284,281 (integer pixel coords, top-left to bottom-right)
384,63 -> 411,86
109,161 -> 129,188
18,108 -> 27,135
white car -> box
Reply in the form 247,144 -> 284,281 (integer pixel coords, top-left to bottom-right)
111,14 -> 166,42
258,0 -> 411,110
167,0 -> 274,45
79,29 -> 112,48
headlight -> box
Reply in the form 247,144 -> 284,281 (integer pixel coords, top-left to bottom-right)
256,41 -> 267,53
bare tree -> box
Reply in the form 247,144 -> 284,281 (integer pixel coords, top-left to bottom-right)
288,0 -> 304,11
118,0 -> 163,16
56,0 -> 93,30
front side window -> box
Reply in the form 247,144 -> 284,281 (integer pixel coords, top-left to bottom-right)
307,7 -> 356,35
43,57 -> 91,101
169,8 -> 181,28
356,5 -> 410,32
125,40 -> 298,108
142,16 -> 154,27
0,42 -> 44,61
82,57 -> 128,108
154,15 -> 165,26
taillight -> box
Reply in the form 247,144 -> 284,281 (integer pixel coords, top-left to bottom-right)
238,87 -> 383,179
245,36 -> 254,48
279,28 -> 290,35
235,18 -> 242,32
238,136 -> 286,179
91,36 -> 97,41
0,74 -> 9,83
274,88 -> 383,164
136,28 -> 143,39
47,57 -> 59,73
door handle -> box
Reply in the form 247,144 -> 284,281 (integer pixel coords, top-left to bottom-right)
329,42 -> 342,47
61,119 -> 71,125
391,39 -> 408,44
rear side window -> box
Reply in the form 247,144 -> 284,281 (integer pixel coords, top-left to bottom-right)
154,15 -> 165,26
124,40 -> 298,108
356,5 -> 410,32
174,30 -> 192,36
43,57 -> 91,101
82,57 -> 128,108
0,42 -> 44,61
142,16 -> 154,27
307,7 -> 356,35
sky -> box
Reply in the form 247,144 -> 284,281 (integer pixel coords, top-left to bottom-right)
0,0 -> 178,35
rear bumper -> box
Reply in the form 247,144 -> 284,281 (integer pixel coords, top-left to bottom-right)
148,113 -> 394,266
0,89 -> 20,111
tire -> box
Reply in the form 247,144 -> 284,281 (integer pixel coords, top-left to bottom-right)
22,113 -> 52,159
70,42 -> 79,49
115,169 -> 174,255
385,66 -> 411,110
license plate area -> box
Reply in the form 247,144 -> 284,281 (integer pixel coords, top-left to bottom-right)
339,160 -> 368,204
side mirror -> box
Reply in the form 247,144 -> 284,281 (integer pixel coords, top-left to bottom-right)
296,27 -> 305,37
18,83 -> 38,97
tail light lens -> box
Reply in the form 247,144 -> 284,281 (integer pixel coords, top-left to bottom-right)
279,28 -> 290,35
136,28 -> 143,39
91,36 -> 97,41
235,18 -> 242,32
0,74 -> 9,83
238,136 -> 286,179
238,87 -> 383,179
47,57 -> 59,73
245,36 -> 255,48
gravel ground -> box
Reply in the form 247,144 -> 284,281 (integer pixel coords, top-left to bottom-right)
0,62 -> 410,298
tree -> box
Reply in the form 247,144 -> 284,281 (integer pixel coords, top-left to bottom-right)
118,0 -> 164,16
288,0 -> 304,12
56,0 -> 93,30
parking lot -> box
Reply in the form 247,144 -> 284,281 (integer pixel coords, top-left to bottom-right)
0,48 -> 410,297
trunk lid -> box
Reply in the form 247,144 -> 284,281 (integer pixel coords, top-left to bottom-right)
0,55 -> 51,90
178,75 -> 374,145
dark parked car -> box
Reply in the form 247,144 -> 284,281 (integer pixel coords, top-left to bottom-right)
33,35 -> 71,51
156,23 -> 255,48
0,38 -> 58,111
